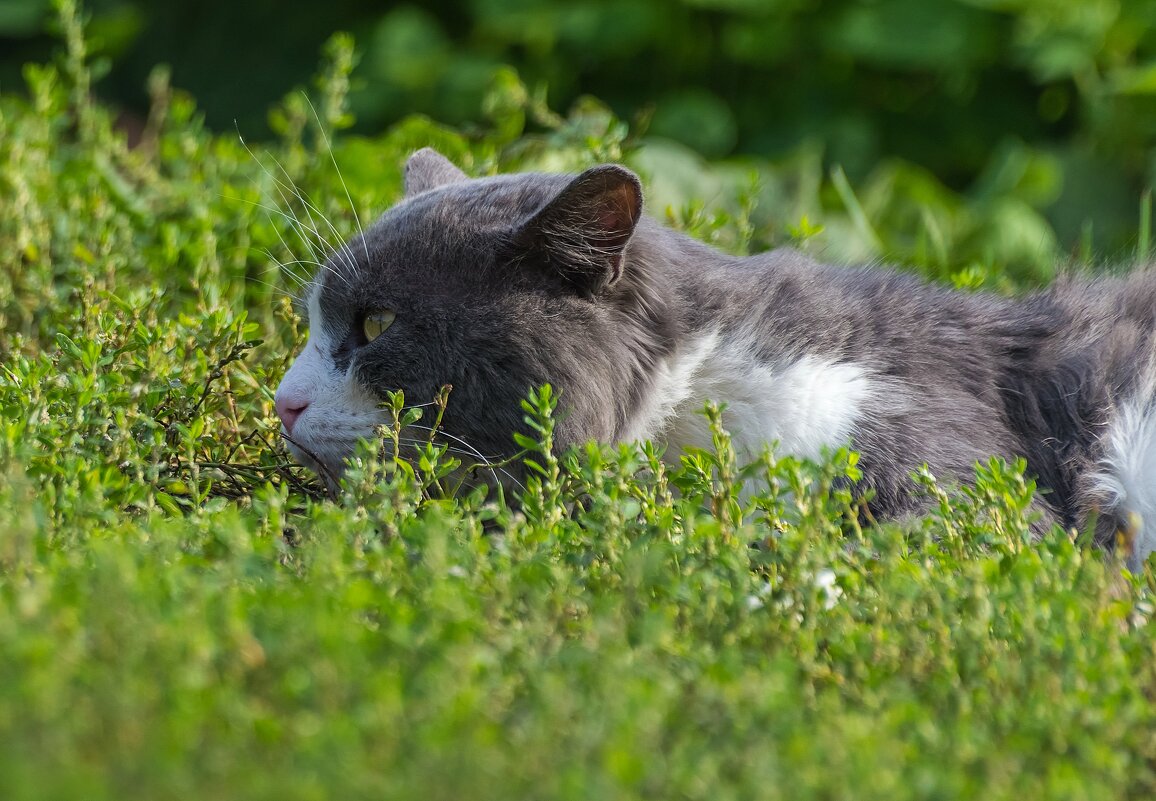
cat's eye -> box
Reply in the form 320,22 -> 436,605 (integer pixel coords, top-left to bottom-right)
363,310 -> 396,343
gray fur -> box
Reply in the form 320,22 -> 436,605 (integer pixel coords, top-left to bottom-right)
292,149 -> 1156,553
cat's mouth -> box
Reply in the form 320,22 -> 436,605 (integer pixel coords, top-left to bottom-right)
280,431 -> 347,494
282,420 -> 523,499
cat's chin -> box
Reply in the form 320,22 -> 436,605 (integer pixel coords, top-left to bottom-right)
282,429 -> 366,495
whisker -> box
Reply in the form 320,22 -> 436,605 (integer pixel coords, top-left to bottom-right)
244,241 -> 317,293
303,92 -> 372,274
264,175 -> 356,288
244,274 -> 299,300
404,423 -> 526,491
258,247 -> 327,279
258,252 -> 315,293
391,435 -> 521,492
265,213 -> 326,293
404,423 -> 505,461
233,128 -> 357,291
279,431 -> 342,496
256,144 -> 360,281
232,130 -> 334,263
250,198 -> 328,278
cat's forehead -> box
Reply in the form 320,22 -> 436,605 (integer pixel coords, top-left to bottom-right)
397,172 -> 566,226
355,172 -> 566,256
310,172 -> 569,312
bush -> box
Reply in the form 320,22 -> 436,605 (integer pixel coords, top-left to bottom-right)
2,5 -> 1155,798
5,0 -> 1156,256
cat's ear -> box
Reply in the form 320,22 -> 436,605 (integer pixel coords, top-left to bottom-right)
404,148 -> 468,195
518,164 -> 643,294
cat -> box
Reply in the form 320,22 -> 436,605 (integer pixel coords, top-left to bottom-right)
274,147 -> 1156,570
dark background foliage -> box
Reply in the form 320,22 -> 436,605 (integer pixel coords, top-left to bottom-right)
5,0 -> 1156,254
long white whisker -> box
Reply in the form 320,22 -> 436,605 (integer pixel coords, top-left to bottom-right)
274,202 -> 354,292
233,130 -> 361,297
263,208 -> 335,293
257,145 -> 360,280
234,126 -> 365,296
256,248 -> 317,290
392,435 -> 521,492
404,423 -> 503,461
303,92 -> 372,273
233,129 -> 334,265
257,206 -> 336,294
244,275 -> 299,300
404,423 -> 525,491
228,193 -> 327,261
261,162 -> 356,284
255,243 -> 328,276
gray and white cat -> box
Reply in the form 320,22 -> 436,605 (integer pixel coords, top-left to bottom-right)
274,147 -> 1156,569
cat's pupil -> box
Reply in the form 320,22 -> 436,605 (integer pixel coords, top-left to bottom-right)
363,310 -> 396,342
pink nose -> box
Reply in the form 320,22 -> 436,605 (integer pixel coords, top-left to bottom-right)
275,394 -> 310,436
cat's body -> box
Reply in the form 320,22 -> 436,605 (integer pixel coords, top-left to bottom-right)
275,148 -> 1156,568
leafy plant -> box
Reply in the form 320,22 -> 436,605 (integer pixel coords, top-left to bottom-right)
1,5 -> 1155,799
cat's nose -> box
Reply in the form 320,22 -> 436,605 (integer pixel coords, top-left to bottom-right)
275,393 -> 310,436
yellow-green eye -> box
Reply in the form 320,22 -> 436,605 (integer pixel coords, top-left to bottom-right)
363,310 -> 396,342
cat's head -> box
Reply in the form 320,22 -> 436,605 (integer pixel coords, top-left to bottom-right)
273,148 -> 674,490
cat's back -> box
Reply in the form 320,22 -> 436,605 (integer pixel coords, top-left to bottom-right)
1041,268 -> 1156,374
709,249 -> 1045,379
1013,268 -> 1156,428
696,252 -> 1155,534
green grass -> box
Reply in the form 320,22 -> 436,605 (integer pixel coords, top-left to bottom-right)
2,5 -> 1156,799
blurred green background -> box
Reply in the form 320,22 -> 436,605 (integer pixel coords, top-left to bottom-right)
5,0 -> 1156,257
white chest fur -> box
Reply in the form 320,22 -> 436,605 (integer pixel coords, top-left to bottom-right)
623,329 -> 883,462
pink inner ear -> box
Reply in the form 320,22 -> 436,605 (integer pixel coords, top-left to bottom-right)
596,185 -> 638,240
598,207 -> 621,235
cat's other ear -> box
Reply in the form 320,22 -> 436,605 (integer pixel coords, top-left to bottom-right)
404,148 -> 468,196
519,164 -> 643,295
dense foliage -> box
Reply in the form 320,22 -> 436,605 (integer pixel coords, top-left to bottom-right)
2,3 -> 1156,798
4,0 -> 1156,255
